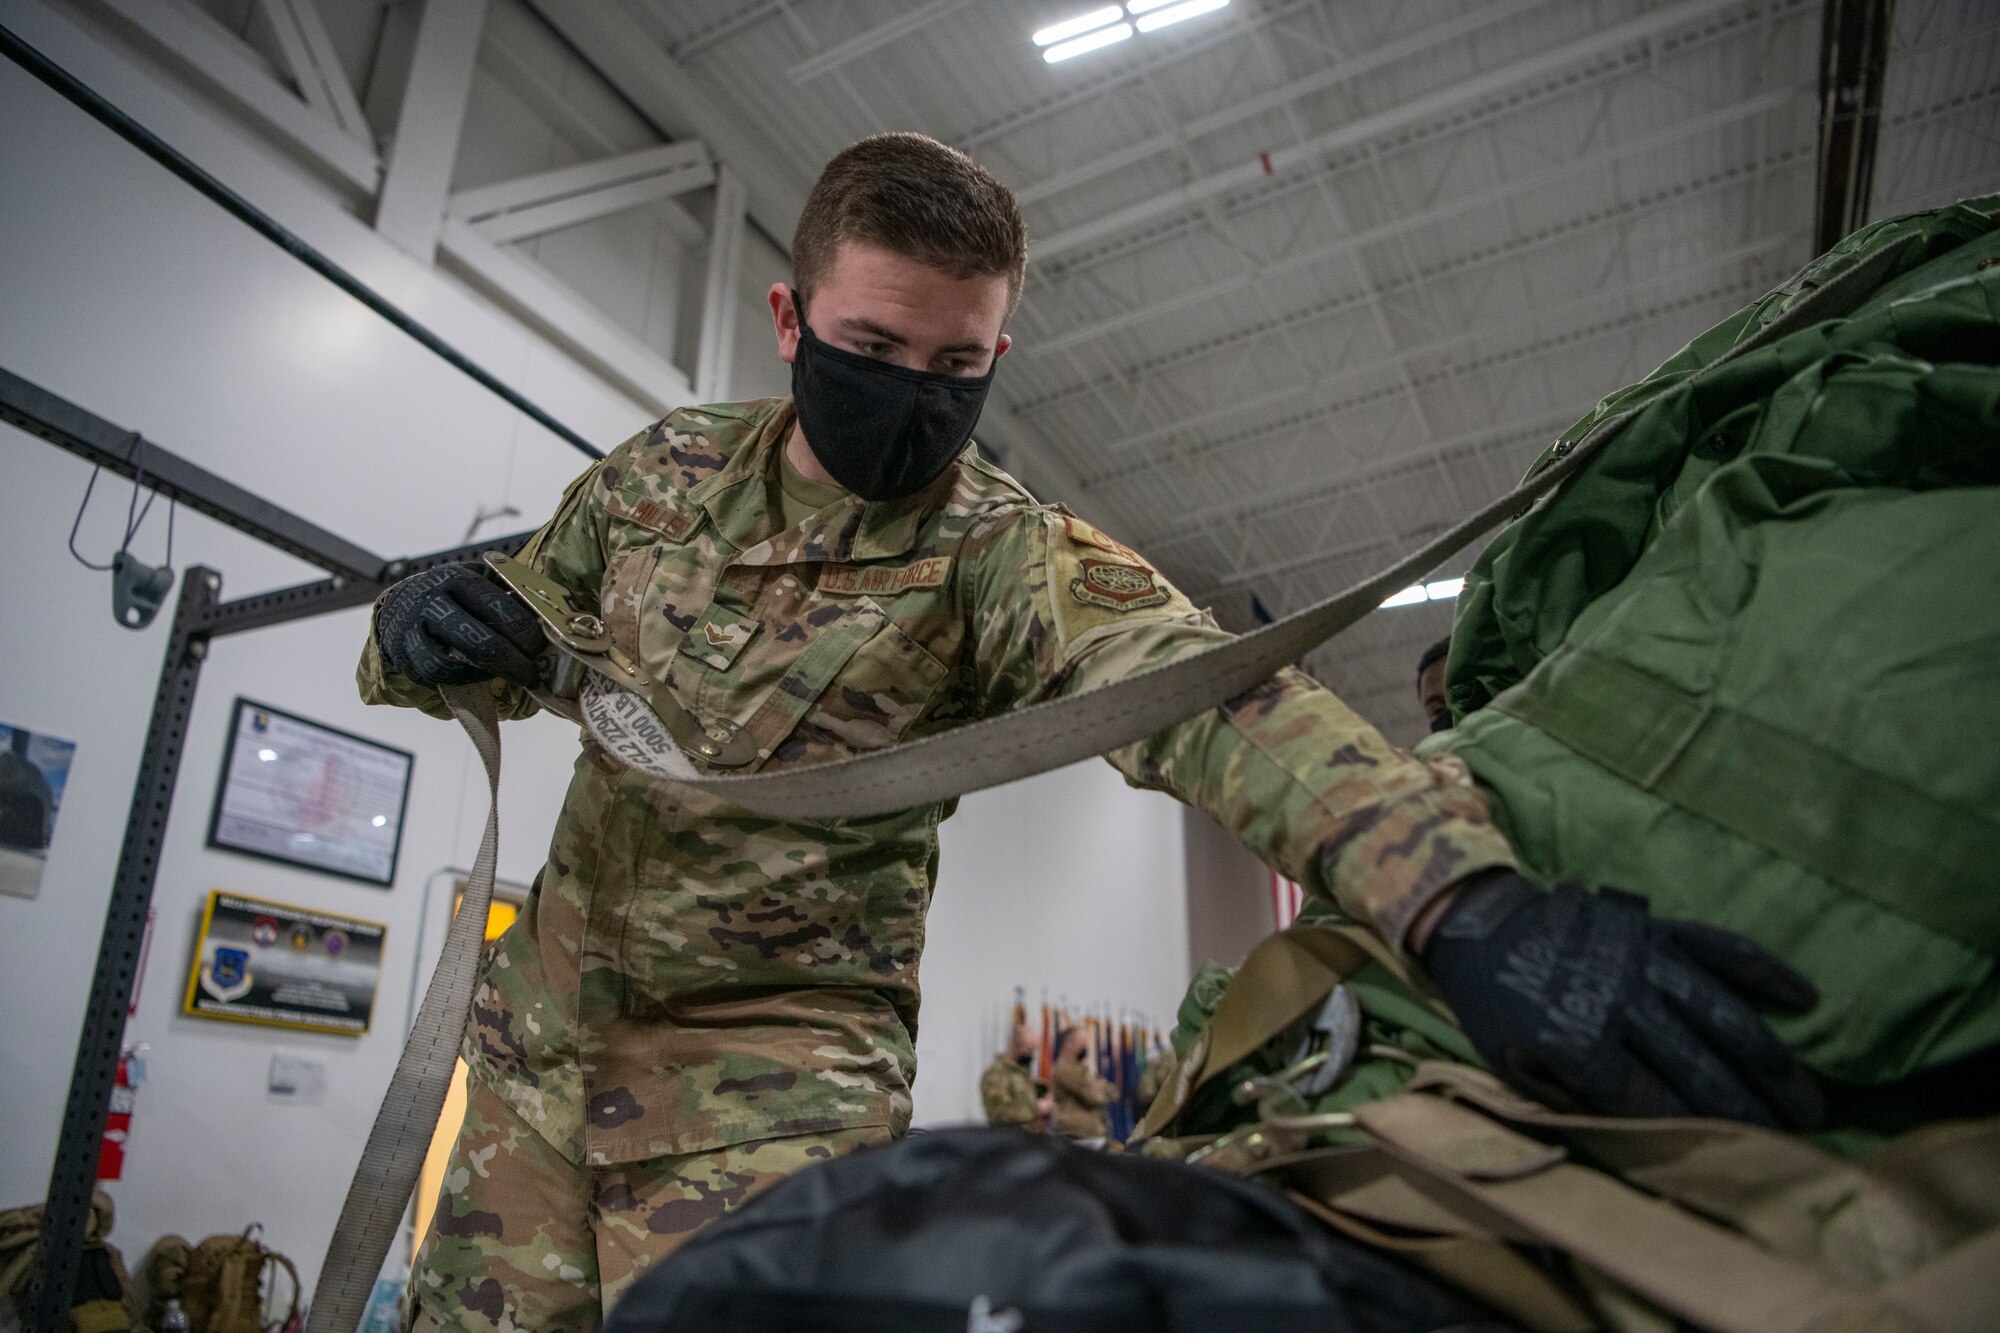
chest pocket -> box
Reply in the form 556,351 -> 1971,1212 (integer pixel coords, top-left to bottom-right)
640,580 -> 944,768
668,594 -> 949,771
600,490 -> 953,771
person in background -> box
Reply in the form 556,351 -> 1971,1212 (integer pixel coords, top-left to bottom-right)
1415,636 -> 1453,734
979,1019 -> 1050,1131
1050,1029 -> 1115,1140
1136,1042 -> 1175,1115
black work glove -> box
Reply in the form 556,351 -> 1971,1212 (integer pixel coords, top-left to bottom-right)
1421,871 -> 1823,1128
375,564 -> 545,689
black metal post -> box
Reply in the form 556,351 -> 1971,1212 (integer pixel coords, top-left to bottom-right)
7,365 -> 561,1327
1814,0 -> 1895,253
32,567 -> 220,1333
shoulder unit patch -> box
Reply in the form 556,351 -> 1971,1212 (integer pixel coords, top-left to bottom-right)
1069,557 -> 1170,612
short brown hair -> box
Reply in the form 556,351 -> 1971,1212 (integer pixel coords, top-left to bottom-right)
793,133 -> 1028,316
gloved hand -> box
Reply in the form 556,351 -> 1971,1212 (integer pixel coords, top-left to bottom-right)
1419,871 -> 1823,1127
375,563 -> 545,689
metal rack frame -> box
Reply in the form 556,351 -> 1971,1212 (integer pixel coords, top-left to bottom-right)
3,367 -> 535,1331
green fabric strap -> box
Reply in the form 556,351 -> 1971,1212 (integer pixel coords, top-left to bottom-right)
1493,645 -> 2000,954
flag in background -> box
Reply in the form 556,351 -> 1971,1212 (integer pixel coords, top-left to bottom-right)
996,995 -> 1163,1143
1270,871 -> 1305,929
1038,998 -> 1054,1084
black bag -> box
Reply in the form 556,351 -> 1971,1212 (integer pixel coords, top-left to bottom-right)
604,1128 -> 1509,1332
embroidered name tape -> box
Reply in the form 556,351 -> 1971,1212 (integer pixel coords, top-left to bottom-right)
819,556 -> 952,597
605,492 -> 697,540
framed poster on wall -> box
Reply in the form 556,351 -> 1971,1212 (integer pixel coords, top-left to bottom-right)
207,699 -> 413,885
184,890 -> 386,1035
0,719 -> 77,900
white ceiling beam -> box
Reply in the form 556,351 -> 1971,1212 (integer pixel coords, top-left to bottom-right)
374,0 -> 487,262
1173,285 -> 1776,599
1018,136 -> 1811,414
1142,413 -> 1574,555
474,30 -> 705,248
1192,524 -> 1428,606
471,165 -> 717,243
1086,233 -> 1792,460
957,0 -> 1319,150
448,142 -> 715,244
93,0 -> 379,192
671,0 -> 787,60
1032,0 -> 1754,262
253,0 -> 368,140
1088,257 -> 1785,509
450,140 -> 710,219
440,218 -> 691,413
1015,0 -> 1546,205
694,164 -> 749,402
1021,89 -> 1800,360
785,0 -> 978,85
523,1 -> 809,257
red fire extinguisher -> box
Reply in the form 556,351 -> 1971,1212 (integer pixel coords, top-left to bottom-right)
98,1045 -> 147,1182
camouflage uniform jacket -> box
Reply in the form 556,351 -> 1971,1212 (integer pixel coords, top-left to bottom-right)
1050,1056 -> 1115,1139
979,1054 -> 1039,1130
357,398 -> 1514,1167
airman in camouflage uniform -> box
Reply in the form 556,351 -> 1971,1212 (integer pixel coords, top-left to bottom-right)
978,1053 -> 1040,1131
1049,1033 -> 1117,1140
979,1019 -> 1044,1130
362,132 -> 1517,1331
361,397 -> 1514,1324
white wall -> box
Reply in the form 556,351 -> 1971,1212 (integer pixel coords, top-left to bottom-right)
915,764 -> 1190,1127
0,32 -> 637,1296
0,4 -> 1195,1297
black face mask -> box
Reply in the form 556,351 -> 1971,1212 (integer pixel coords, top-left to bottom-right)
789,292 -> 996,502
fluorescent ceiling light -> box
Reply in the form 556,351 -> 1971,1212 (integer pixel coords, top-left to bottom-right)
1135,0 -> 1229,33
1033,6 -> 1122,46
1124,0 -> 1183,11
1379,578 -> 1464,609
1043,21 -> 1133,61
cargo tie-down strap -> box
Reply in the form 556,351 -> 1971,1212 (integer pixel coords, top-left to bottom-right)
305,685 -> 500,1333
1153,923 -> 2000,1333
306,239 -> 1912,1329
493,234 -> 1919,822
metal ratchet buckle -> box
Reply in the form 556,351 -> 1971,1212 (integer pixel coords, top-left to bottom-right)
1185,985 -> 1372,1170
483,552 -> 760,770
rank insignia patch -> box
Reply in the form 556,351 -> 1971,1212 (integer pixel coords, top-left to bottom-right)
1070,558 -> 1170,612
1063,516 -> 1143,565
683,614 -> 758,670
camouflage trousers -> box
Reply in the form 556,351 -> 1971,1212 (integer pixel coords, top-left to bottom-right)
408,1075 -> 888,1331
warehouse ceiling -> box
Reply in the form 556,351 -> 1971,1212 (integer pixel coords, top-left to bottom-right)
549,0 -> 1999,738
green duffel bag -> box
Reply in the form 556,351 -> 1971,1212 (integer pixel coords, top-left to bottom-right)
1431,196 -> 2000,1123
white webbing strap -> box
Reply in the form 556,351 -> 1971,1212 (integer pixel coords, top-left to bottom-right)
305,685 -> 501,1333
